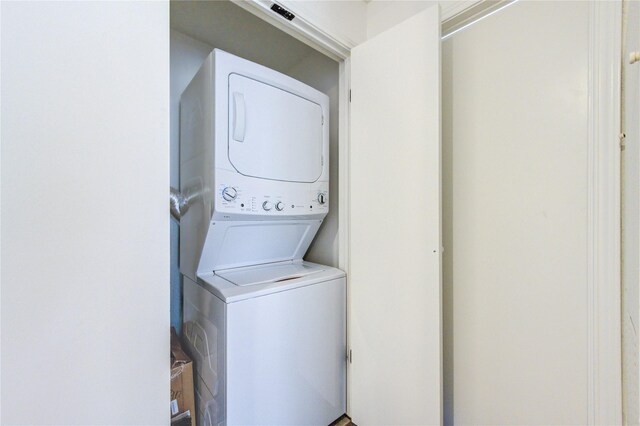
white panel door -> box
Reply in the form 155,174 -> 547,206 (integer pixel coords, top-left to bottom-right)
348,5 -> 441,425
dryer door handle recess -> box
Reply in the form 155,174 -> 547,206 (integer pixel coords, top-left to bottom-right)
233,92 -> 246,142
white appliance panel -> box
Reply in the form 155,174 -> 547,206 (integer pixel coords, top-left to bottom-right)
226,277 -> 346,425
228,74 -> 323,183
194,374 -> 218,426
183,276 -> 227,425
183,314 -> 220,398
198,220 -> 321,273
183,268 -> 346,426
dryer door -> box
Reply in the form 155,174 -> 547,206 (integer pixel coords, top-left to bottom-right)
228,74 -> 324,183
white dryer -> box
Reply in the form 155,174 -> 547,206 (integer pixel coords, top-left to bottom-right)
179,49 -> 330,280
179,49 -> 345,426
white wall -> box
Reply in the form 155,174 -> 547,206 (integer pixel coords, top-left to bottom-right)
623,0 -> 640,423
1,2 -> 169,424
280,0 -> 367,46
442,1 -> 589,424
366,0 -> 439,39
365,0 -> 478,39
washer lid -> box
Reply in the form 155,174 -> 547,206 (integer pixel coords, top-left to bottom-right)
227,73 -> 324,183
217,262 -> 324,287
196,261 -> 346,303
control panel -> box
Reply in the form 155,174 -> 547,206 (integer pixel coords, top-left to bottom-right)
216,183 -> 328,216
212,167 -> 329,220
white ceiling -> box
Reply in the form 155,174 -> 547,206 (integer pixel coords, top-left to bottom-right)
170,1 -> 332,73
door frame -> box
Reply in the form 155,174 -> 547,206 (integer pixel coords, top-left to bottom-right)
232,1 -> 623,423
588,1 -> 623,424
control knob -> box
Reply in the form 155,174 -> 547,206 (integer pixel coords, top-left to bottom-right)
262,201 -> 273,211
222,187 -> 237,201
275,201 -> 285,211
317,193 -> 326,205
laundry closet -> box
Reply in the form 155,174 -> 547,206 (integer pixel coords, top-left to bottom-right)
169,1 -> 442,425
4,1 -> 632,425
170,5 -> 344,423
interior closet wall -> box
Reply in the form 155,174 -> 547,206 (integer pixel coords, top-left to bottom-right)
442,1 -> 590,424
169,0 -> 339,330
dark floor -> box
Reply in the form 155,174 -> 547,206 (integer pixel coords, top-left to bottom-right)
330,414 -> 354,426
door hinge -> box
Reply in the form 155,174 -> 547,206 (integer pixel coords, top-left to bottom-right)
349,90 -> 352,102
322,115 -> 324,125
347,349 -> 352,364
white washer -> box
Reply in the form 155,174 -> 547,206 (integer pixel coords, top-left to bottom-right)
182,261 -> 346,426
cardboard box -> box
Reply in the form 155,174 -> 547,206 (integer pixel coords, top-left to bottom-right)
171,328 -> 195,426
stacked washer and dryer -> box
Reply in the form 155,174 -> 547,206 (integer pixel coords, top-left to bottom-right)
179,50 -> 346,426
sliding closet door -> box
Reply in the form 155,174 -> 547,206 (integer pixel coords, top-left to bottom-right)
348,5 -> 442,425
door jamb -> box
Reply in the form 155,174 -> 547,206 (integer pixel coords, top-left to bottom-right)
588,1 -> 623,424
